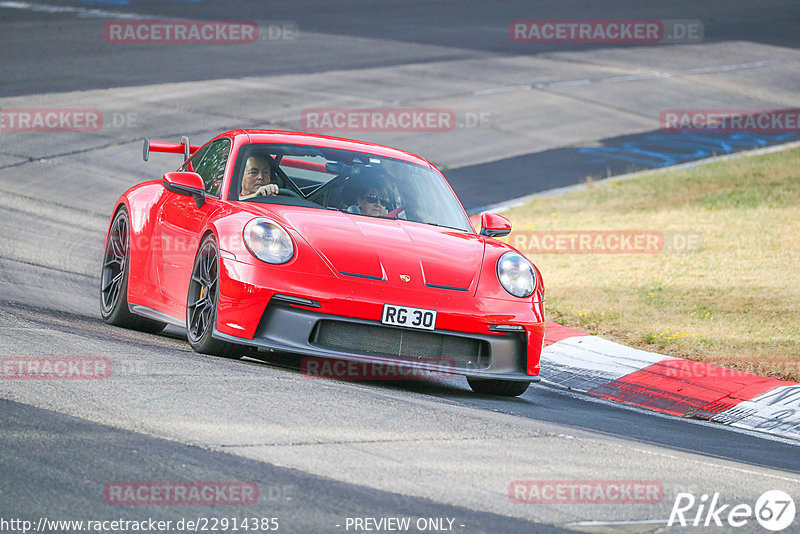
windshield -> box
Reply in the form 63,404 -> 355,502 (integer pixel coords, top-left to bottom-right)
231,143 -> 473,232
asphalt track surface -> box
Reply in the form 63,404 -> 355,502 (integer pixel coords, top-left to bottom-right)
3,0 -> 800,97
2,2 -> 800,533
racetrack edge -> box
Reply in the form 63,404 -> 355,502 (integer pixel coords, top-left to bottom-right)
541,322 -> 800,442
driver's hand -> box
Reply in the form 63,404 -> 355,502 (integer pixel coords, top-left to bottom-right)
255,184 -> 279,197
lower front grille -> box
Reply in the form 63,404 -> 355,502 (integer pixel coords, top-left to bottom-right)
310,320 -> 490,369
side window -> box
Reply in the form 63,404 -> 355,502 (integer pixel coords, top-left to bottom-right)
181,138 -> 231,197
180,145 -> 206,174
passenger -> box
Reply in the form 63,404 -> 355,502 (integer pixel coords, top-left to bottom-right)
343,168 -> 392,217
356,186 -> 390,216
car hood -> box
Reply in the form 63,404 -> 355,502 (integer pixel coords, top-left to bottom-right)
280,209 -> 484,292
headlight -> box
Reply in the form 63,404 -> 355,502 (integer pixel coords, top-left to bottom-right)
243,219 -> 294,264
497,252 -> 536,297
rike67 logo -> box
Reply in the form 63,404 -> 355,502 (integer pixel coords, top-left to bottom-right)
669,490 -> 796,531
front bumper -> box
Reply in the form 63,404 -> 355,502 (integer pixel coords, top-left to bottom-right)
214,297 -> 539,381
215,257 -> 544,380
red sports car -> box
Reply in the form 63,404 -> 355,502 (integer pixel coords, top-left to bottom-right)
100,129 -> 545,396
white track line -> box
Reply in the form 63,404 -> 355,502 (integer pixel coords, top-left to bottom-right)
0,1 -> 148,19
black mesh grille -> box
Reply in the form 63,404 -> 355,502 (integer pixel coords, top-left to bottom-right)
311,320 -> 489,369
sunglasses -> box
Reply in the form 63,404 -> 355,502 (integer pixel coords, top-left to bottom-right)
363,194 -> 390,207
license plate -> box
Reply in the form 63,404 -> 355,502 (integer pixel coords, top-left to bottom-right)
381,304 -> 436,331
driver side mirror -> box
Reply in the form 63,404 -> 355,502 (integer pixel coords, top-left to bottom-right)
479,212 -> 512,238
162,171 -> 206,208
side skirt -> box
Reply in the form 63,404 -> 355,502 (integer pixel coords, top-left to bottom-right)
129,303 -> 185,328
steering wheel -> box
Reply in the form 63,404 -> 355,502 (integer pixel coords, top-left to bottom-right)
278,188 -> 302,199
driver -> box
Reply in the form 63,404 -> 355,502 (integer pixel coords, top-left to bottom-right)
240,155 -> 279,199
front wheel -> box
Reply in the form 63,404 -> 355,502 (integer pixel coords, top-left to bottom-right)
467,377 -> 530,397
186,235 -> 239,358
100,207 -> 166,333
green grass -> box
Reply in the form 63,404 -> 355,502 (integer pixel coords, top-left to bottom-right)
499,147 -> 800,382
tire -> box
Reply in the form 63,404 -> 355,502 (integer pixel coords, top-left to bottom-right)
100,207 -> 166,333
186,235 -> 239,358
467,377 -> 531,397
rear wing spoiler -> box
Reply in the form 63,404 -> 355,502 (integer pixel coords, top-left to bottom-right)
143,137 -> 201,162
142,138 -> 338,174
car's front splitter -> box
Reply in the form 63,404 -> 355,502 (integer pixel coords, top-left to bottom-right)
213,297 -> 539,382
